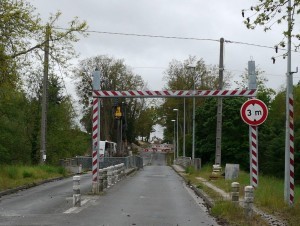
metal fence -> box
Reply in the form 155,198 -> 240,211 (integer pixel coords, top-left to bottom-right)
60,155 -> 143,172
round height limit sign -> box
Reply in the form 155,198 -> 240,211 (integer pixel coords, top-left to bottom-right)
240,99 -> 268,126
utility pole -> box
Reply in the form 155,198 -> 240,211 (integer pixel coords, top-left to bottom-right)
215,37 -> 224,166
40,24 -> 50,164
284,0 -> 295,206
183,98 -> 186,157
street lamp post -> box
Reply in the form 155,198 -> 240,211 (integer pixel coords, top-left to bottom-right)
173,108 -> 179,158
171,120 -> 176,162
192,74 -> 196,160
187,64 -> 196,160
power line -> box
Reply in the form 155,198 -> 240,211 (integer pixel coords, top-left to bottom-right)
225,40 -> 276,50
54,27 -> 290,52
55,27 -> 220,42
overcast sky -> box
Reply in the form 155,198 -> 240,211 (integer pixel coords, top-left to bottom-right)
30,0 -> 300,92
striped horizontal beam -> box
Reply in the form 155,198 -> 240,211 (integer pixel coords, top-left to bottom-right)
93,89 -> 257,98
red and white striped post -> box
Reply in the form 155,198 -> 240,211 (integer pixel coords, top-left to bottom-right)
288,94 -> 295,205
248,60 -> 258,188
92,98 -> 99,183
250,125 -> 258,188
285,0 -> 295,206
92,70 -> 101,193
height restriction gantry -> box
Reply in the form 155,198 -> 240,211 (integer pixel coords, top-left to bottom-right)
93,89 -> 257,98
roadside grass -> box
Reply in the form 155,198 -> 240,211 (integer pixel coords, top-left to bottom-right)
211,201 -> 269,226
0,165 -> 67,191
182,164 -> 300,226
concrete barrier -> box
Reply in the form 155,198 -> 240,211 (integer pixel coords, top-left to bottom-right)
175,156 -> 192,168
98,163 -> 126,191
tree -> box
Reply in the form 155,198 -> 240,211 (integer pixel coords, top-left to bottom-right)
1,1 -> 88,89
45,75 -> 89,164
135,106 -> 157,142
160,56 -> 232,155
0,0 -> 41,77
0,0 -> 89,165
73,55 -> 146,146
242,1 -> 299,49
196,97 -> 250,168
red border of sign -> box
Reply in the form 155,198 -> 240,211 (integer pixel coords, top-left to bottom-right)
240,99 -> 268,126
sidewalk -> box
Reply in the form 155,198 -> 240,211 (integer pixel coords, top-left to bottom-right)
171,164 -> 287,226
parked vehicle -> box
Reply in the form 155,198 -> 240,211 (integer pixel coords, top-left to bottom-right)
99,140 -> 117,157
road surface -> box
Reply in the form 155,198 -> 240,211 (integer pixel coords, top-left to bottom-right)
0,152 -> 220,226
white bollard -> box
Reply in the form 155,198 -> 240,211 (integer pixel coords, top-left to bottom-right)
73,175 -> 81,207
231,182 -> 240,204
78,163 -> 82,174
244,186 -> 254,218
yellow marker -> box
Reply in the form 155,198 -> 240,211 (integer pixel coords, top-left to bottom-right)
115,106 -> 122,117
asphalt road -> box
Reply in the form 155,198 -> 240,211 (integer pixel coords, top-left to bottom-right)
0,153 -> 220,226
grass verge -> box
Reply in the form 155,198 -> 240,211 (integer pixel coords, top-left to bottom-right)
181,164 -> 300,226
0,165 -> 68,192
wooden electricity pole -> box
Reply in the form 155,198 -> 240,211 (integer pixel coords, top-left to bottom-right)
215,37 -> 224,166
40,25 -> 50,164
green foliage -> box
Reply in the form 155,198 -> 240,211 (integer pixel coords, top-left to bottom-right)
242,1 -> 300,48
74,55 -> 147,144
0,165 -> 68,191
160,56 -> 232,153
196,97 -> 250,169
135,107 -> 157,142
0,0 -> 89,165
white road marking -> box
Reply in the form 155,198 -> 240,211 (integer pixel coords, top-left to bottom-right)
64,196 -> 98,214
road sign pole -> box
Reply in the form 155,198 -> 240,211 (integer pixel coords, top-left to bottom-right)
284,0 -> 294,206
92,69 -> 101,194
248,60 -> 258,188
250,125 -> 258,187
